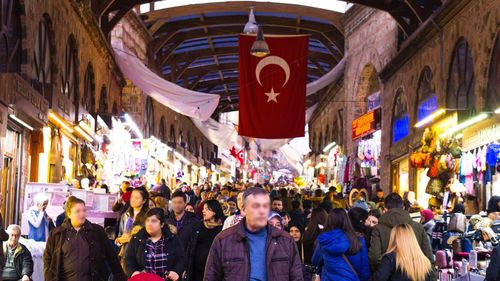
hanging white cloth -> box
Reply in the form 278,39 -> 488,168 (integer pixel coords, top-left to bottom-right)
114,48 -> 220,121
191,117 -> 238,151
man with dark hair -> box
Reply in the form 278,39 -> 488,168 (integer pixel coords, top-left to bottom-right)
368,193 -> 433,270
271,197 -> 283,212
167,191 -> 200,250
289,200 -> 305,229
205,187 -> 303,281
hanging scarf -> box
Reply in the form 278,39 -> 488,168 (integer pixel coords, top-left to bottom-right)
230,214 -> 244,227
204,219 -> 222,229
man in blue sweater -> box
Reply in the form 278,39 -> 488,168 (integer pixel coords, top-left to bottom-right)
204,187 -> 303,281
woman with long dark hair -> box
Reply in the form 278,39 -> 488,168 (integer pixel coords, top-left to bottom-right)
125,208 -> 185,280
186,199 -> 225,281
303,208 -> 329,264
348,207 -> 372,248
312,208 -> 371,281
116,187 -> 150,259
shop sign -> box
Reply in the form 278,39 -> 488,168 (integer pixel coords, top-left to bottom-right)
367,91 -> 381,111
0,103 -> 7,138
150,138 -> 168,162
0,74 -> 48,124
352,108 -> 381,140
462,118 -> 500,151
12,74 -> 49,124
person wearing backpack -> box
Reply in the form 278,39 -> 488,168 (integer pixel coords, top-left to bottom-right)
442,212 -> 469,252
312,208 -> 371,281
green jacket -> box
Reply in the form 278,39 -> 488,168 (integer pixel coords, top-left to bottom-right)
368,208 -> 434,271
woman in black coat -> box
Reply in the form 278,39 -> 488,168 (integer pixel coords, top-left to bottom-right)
125,208 -> 185,280
186,199 -> 224,281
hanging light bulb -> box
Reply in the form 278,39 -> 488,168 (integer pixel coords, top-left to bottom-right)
251,25 -> 270,57
243,7 -> 259,34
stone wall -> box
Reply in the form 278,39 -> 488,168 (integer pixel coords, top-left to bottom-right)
309,0 -> 499,194
23,0 -> 122,114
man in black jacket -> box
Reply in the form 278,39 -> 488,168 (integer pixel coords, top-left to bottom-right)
2,225 -> 33,281
166,191 -> 200,251
486,244 -> 500,281
44,196 -> 126,281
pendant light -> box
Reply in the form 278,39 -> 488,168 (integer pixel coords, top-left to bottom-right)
251,25 -> 270,57
243,7 -> 258,34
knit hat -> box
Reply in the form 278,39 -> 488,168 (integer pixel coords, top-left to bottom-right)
420,209 -> 434,222
487,195 -> 500,214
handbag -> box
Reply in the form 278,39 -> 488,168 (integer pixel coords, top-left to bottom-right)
302,242 -> 318,275
342,254 -> 359,279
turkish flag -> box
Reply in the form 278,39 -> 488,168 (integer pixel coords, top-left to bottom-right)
238,34 -> 308,139
230,146 -> 245,165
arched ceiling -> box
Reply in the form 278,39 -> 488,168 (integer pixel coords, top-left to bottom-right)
90,0 -> 442,115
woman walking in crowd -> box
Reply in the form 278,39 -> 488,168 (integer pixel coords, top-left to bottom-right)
186,199 -> 224,281
289,223 -> 313,281
125,208 -> 185,280
370,223 -> 432,281
312,208 -> 371,281
44,196 -> 126,281
303,207 -> 329,268
348,207 -> 372,248
115,187 -> 150,259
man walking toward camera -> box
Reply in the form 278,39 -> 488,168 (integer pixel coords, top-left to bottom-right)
204,187 -> 303,281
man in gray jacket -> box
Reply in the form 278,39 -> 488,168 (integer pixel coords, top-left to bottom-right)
369,193 -> 434,271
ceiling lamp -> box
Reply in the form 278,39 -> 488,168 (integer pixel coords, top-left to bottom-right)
243,7 -> 259,34
251,25 -> 270,57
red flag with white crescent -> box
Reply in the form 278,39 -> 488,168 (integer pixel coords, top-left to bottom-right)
238,34 -> 308,139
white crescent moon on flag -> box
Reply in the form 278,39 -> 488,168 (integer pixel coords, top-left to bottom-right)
255,56 -> 290,87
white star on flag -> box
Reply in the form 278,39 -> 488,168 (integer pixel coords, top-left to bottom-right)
265,88 -> 280,103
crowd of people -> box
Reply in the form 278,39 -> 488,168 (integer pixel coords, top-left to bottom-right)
0,181 -> 499,281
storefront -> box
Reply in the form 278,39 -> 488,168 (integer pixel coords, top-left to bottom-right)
0,73 -> 49,225
460,114 -> 500,211
350,107 -> 382,197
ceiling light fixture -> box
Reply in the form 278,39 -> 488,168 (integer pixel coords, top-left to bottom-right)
251,25 -> 270,57
243,7 -> 259,34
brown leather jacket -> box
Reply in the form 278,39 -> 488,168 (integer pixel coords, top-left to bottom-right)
204,219 -> 304,281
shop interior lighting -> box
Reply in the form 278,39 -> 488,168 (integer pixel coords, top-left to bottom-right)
322,141 -> 337,153
48,112 -> 74,133
74,125 -> 93,142
441,113 -> 489,137
414,109 -> 446,128
315,162 -> 327,169
9,114 -> 33,131
495,107 -> 500,114
124,113 -> 143,139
